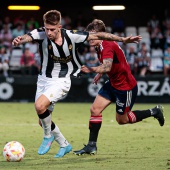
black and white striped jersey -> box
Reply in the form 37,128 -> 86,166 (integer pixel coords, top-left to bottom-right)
28,28 -> 89,78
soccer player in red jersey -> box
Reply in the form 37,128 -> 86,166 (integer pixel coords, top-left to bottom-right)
73,19 -> 165,155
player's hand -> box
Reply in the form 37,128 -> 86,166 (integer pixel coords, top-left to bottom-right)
81,65 -> 91,73
122,35 -> 142,44
12,36 -> 22,46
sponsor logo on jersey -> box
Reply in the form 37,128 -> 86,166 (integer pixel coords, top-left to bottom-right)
50,55 -> 73,63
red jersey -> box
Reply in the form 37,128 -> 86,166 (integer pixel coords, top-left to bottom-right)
97,41 -> 137,90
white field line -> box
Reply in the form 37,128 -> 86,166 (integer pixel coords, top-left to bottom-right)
0,123 -> 169,128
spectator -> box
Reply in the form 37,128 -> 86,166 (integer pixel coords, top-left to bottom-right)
13,15 -> 26,29
163,47 -> 170,76
0,46 -> 9,77
138,42 -> 150,53
20,48 -> 35,75
3,16 -> 13,30
147,14 -> 160,35
0,24 -> 13,51
84,46 -> 100,77
126,46 -> 138,74
85,46 -> 99,67
26,17 -> 39,30
12,23 -> 25,39
164,27 -> 170,49
25,23 -> 35,34
162,15 -> 170,34
136,46 -> 151,76
150,26 -> 165,50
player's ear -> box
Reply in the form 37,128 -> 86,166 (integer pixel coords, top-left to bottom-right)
59,24 -> 62,29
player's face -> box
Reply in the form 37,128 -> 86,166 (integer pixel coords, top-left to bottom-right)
44,23 -> 62,40
88,31 -> 101,47
88,39 -> 101,47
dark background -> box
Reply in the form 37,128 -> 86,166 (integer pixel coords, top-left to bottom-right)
1,0 -> 170,28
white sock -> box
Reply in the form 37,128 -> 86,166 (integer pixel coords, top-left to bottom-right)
40,114 -> 52,138
51,124 -> 69,147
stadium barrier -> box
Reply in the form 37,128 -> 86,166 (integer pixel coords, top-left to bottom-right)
0,75 -> 169,103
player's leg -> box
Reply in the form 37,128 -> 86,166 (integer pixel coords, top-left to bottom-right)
116,85 -> 165,126
48,78 -> 72,158
52,120 -> 72,158
73,81 -> 112,155
35,94 -> 55,155
127,105 -> 165,126
35,77 -> 72,156
38,116 -> 72,157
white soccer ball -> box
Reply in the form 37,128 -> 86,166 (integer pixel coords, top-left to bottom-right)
3,141 -> 25,162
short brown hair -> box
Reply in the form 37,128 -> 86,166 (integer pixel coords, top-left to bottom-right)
43,10 -> 61,25
86,19 -> 106,32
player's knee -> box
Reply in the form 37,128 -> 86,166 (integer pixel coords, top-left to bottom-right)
116,115 -> 129,125
90,106 -> 100,116
35,102 -> 46,114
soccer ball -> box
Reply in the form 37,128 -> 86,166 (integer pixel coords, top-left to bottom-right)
3,141 -> 25,162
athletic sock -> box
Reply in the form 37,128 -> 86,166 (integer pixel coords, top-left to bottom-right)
51,121 -> 69,147
38,110 -> 51,138
88,115 -> 102,143
128,109 -> 151,123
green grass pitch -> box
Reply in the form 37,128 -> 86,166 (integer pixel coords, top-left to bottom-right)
0,102 -> 170,170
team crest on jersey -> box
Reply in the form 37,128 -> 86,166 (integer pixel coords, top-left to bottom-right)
73,30 -> 78,33
50,94 -> 53,98
38,27 -> 44,31
69,44 -> 72,50
48,45 -> 52,50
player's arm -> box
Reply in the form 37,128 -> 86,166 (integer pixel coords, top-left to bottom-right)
12,34 -> 33,46
81,58 -> 113,74
93,73 -> 103,85
88,32 -> 142,44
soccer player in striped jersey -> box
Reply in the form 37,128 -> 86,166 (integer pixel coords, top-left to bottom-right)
73,19 -> 165,156
12,10 -> 142,158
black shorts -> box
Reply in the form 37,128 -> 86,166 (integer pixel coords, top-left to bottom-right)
98,80 -> 138,115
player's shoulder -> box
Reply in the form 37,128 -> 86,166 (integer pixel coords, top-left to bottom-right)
102,40 -> 118,47
64,28 -> 88,36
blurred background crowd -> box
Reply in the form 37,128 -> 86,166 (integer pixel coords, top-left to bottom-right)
0,11 -> 170,78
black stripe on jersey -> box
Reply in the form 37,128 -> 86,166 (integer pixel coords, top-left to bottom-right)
47,39 -> 55,78
38,40 -> 44,75
63,29 -> 82,77
56,45 -> 69,78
